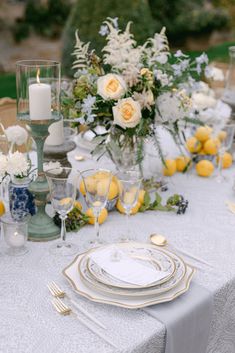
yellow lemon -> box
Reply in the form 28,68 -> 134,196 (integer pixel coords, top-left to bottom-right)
163,159 -> 177,176
214,138 -> 221,149
97,180 -> 119,200
79,180 -> 86,196
196,160 -> 214,177
175,156 -> 191,172
194,126 -> 211,142
198,149 -> 206,155
85,207 -> 108,225
217,152 -> 233,169
0,200 -> 5,217
217,130 -> 227,142
59,197 -> 73,206
93,171 -> 110,180
138,189 -> 146,205
116,199 -> 141,215
186,137 -> 202,153
73,201 -> 82,210
203,139 -> 218,155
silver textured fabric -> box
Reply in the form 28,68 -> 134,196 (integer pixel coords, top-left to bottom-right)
1,150 -> 235,353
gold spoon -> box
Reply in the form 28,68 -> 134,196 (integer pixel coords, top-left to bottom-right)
74,155 -> 85,161
150,233 -> 213,268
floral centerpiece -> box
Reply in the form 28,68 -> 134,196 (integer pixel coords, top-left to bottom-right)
64,18 -> 220,170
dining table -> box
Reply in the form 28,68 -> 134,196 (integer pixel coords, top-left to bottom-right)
1,143 -> 235,353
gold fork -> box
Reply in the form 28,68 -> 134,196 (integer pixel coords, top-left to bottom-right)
47,282 -> 106,330
51,298 -> 117,349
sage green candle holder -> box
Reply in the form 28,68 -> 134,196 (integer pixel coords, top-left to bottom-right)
16,60 -> 61,241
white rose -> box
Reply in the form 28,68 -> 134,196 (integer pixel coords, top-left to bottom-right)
97,74 -> 126,100
192,92 -> 217,111
112,98 -> 141,129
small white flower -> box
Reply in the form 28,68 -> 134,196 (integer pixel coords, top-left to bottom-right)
6,152 -> 29,178
133,90 -> 154,111
155,91 -> 190,124
81,94 -> 96,122
174,50 -> 188,58
112,97 -> 141,129
99,25 -> 109,37
196,53 -> 208,65
5,125 -> 28,145
97,74 -> 127,100
0,153 -> 7,182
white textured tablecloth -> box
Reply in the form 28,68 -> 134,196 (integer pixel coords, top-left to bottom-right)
1,149 -> 235,353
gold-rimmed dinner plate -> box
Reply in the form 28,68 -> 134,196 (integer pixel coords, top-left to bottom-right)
79,249 -> 186,298
62,253 -> 195,309
85,242 -> 177,289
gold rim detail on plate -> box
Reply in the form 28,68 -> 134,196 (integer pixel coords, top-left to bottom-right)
85,242 -> 177,289
62,253 -> 195,309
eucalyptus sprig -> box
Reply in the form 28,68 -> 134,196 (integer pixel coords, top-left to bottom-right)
139,191 -> 188,215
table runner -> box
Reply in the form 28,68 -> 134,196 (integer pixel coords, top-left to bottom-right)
144,282 -> 213,353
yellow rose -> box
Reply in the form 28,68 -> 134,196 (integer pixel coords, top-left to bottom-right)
97,74 -> 126,100
112,97 -> 141,129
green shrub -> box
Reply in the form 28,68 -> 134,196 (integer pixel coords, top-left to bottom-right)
62,0 -> 155,77
12,0 -> 71,42
12,19 -> 30,43
149,0 -> 230,44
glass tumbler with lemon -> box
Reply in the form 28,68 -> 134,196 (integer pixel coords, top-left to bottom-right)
116,170 -> 142,242
80,169 -> 112,245
46,167 -> 79,256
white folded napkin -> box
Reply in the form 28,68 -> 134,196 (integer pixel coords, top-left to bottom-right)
89,247 -> 170,286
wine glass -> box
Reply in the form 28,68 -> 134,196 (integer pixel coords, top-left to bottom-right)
81,169 -> 112,245
215,124 -> 235,183
116,170 -> 142,242
46,167 -> 79,256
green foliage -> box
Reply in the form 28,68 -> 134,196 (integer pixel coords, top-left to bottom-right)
53,205 -> 89,232
62,0 -> 155,76
12,0 -> 71,42
0,74 -> 16,99
149,0 -> 230,45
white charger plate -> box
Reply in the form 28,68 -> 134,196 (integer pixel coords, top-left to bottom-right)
63,253 -> 195,309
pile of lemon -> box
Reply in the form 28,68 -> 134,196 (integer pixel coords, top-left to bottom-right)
79,172 -> 146,226
163,126 -> 233,178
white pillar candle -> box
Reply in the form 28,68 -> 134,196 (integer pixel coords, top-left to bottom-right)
29,82 -> 52,120
45,119 -> 64,146
8,231 -> 25,247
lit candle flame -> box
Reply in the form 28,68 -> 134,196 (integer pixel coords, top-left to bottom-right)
36,68 -> 40,84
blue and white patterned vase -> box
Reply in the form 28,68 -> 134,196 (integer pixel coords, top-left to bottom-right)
9,177 -> 36,221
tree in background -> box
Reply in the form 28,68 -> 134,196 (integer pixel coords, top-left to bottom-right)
61,0 -> 155,76
12,0 -> 71,42
148,0 -> 230,45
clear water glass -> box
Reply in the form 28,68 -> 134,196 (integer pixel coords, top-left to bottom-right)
81,169 -> 112,245
116,170 -> 142,242
215,124 -> 235,183
46,167 -> 79,256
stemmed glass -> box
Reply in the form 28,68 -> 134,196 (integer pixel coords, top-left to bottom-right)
46,167 -> 79,256
116,170 -> 142,242
215,124 -> 235,183
81,169 -> 112,245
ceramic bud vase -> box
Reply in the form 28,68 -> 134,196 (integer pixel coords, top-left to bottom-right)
9,177 -> 36,221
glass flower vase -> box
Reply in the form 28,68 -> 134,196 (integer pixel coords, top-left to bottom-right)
106,125 -> 144,172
